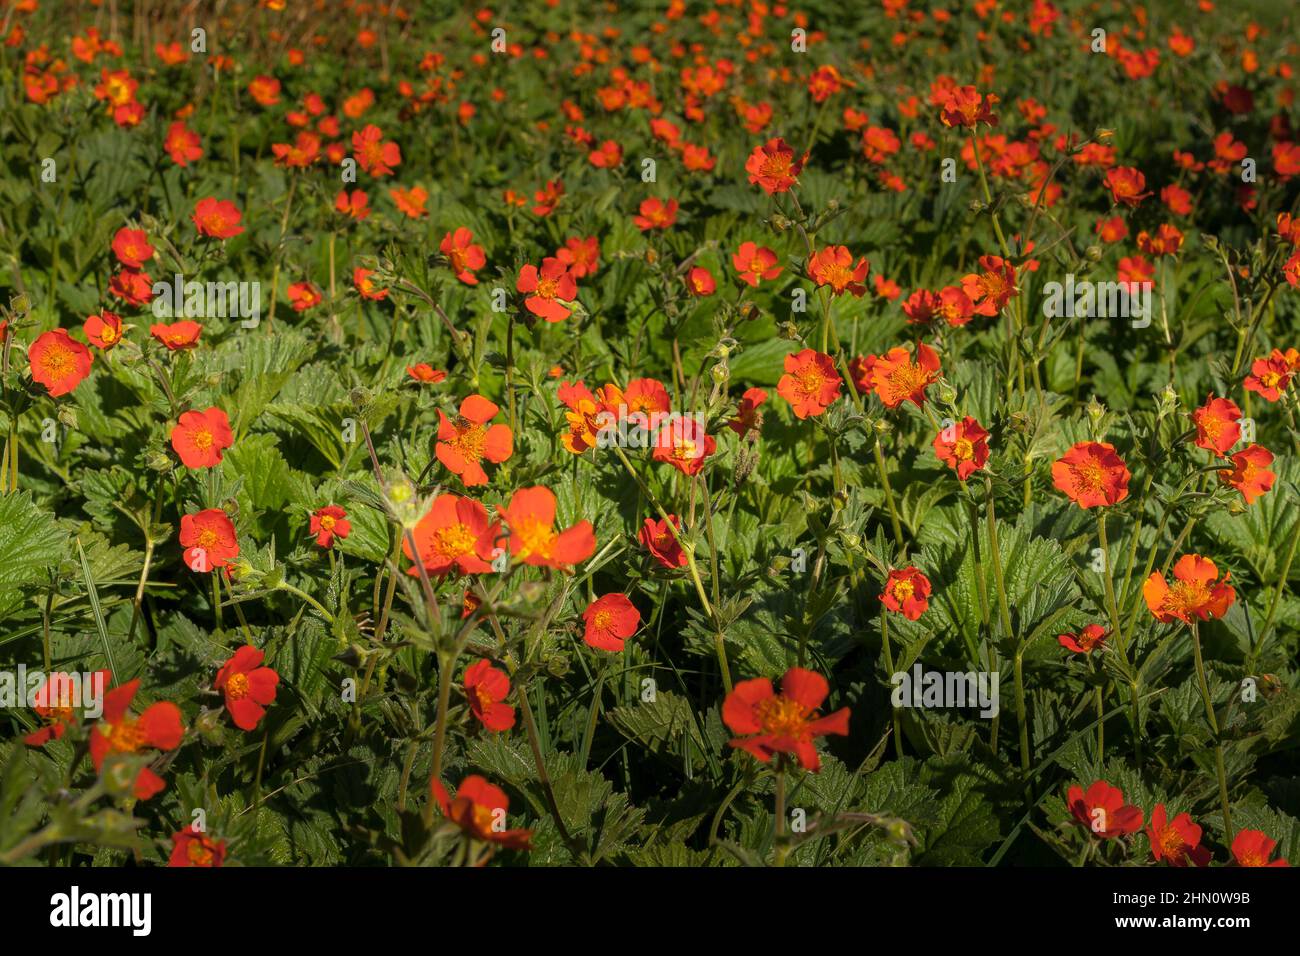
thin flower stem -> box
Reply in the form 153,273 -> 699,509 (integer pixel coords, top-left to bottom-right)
210,573 -> 223,631
772,759 -> 788,867
1096,512 -> 1121,637
277,581 -> 335,624
984,478 -> 1014,638
872,438 -> 905,550
423,650 -> 456,831
611,443 -> 731,692
984,478 -> 1012,752
1251,527 -> 1300,671
1014,648 -> 1030,775
879,607 -> 903,760
517,679 -> 580,856
1190,621 -> 1233,842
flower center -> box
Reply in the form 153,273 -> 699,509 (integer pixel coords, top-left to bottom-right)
469,803 -> 496,836
198,528 -> 219,549
822,264 -> 853,289
512,517 -> 556,560
593,609 -> 614,631
40,345 -> 73,377
797,367 -> 826,398
892,579 -> 915,602
192,428 -> 213,450
451,421 -> 488,462
755,695 -> 810,738
1159,827 -> 1186,857
885,362 -> 931,403
1070,458 -> 1106,494
536,277 -> 558,299
1166,580 -> 1211,616
225,672 -> 250,701
431,522 -> 478,560
320,514 -> 337,531
953,437 -> 974,460
106,716 -> 146,753
187,839 -> 214,866
761,154 -> 792,179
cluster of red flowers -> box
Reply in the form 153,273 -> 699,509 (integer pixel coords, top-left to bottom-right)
1068,780 -> 1288,867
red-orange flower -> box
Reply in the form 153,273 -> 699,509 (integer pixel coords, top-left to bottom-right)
149,321 -> 202,351
440,227 -> 486,285
961,255 -> 1017,315
191,197 -> 245,239
1144,555 -> 1236,624
28,329 -> 93,396
437,394 -> 513,487
581,593 -> 641,652
215,645 -> 279,732
1067,780 -> 1143,838
1105,166 -> 1151,207
640,515 -> 687,569
352,124 -> 401,176
111,227 -> 154,269
1231,829 -> 1289,867
722,667 -> 850,771
728,387 -> 767,437
89,679 -> 184,800
1243,350 -> 1293,401
165,121 -> 202,166
632,197 -> 678,231
1192,393 -> 1242,454
248,74 -> 280,106
777,348 -> 842,419
652,416 -> 715,476
407,364 -> 446,384
179,508 -> 239,571
933,416 -> 989,479
1147,804 -> 1211,867
867,342 -> 941,409
109,268 -> 155,307
286,281 -> 321,312
745,137 -> 804,194
23,670 -> 109,746
169,830 -> 226,867
1051,441 -> 1130,508
686,265 -> 716,296
151,320 -> 202,350
881,567 -> 931,620
517,258 -> 578,323
938,85 -> 999,128
335,189 -> 371,220
1218,443 -> 1275,504
83,311 -> 123,350
732,242 -> 781,286
491,486 -> 595,570
556,236 -> 600,279
464,659 -> 515,732
532,179 -> 564,216
808,246 -> 869,296
1058,624 -> 1107,654
404,495 -> 494,577
170,407 -> 234,469
310,505 -> 350,547
390,185 -> 427,218
431,775 -> 532,851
